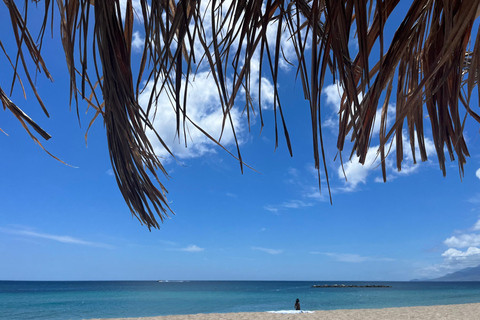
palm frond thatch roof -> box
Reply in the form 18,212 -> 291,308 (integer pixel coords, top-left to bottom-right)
2,0 -> 480,229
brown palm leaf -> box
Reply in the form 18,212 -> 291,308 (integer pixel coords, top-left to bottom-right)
2,0 -> 480,229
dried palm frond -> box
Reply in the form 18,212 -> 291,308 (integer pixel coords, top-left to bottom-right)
2,0 -> 480,229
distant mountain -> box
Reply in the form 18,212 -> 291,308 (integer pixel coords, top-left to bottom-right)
429,265 -> 480,281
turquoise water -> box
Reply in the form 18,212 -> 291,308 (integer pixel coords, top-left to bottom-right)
2,281 -> 480,319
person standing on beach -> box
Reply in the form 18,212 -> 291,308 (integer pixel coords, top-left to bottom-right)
294,298 -> 301,310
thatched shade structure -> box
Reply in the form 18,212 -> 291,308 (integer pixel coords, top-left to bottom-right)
1,0 -> 480,229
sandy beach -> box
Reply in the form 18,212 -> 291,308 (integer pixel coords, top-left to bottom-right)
89,303 -> 480,320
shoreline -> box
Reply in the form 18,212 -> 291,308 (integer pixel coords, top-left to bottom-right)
89,302 -> 480,320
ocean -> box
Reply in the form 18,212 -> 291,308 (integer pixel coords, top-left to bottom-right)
2,281 -> 480,320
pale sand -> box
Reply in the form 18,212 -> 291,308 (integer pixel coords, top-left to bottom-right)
89,302 -> 480,320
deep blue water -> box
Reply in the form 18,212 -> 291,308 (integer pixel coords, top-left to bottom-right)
2,281 -> 480,319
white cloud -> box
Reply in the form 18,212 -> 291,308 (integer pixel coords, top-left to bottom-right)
337,131 -> 436,192
263,12 -> 301,71
420,219 -> 480,278
323,83 -> 343,112
263,200 -> 313,213
322,81 -> 437,193
264,206 -> 279,213
159,241 -> 204,252
134,0 -> 285,162
468,194 -> 480,204
371,104 -> 396,137
322,117 -> 337,130
438,247 -> 480,270
252,247 -> 283,255
323,82 -> 387,123
304,187 -> 329,202
180,245 -> 204,252
473,219 -> 480,231
195,0 -> 278,110
396,131 -> 436,175
444,234 -> 480,248
476,168 -> 480,180
1,228 -> 113,249
140,73 -> 244,161
119,0 -> 145,21
288,167 -> 299,177
281,200 -> 312,209
131,31 -> 144,52
337,145 -> 379,191
247,53 -> 276,109
442,247 -> 480,259
121,0 -> 303,168
186,0 -> 277,114
158,240 -> 178,246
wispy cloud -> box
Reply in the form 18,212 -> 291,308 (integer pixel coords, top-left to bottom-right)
158,241 -> 204,252
180,245 -> 204,252
265,165 -> 329,213
311,252 -> 394,263
252,247 -> 283,255
264,200 -> 313,213
304,186 -> 329,202
287,167 -> 299,177
468,193 -> 480,204
158,240 -> 178,247
1,228 -> 113,249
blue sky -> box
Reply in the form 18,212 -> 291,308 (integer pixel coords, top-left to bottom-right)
1,1 -> 480,281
